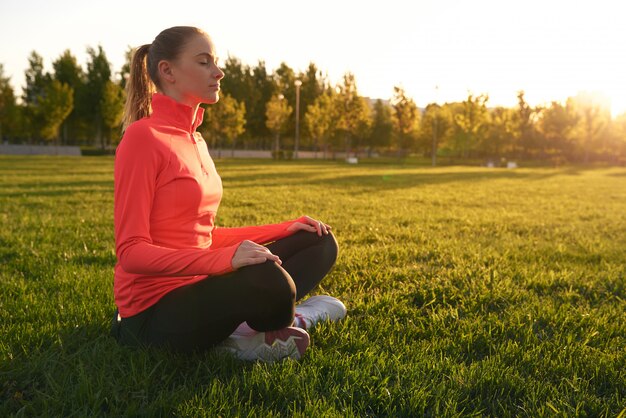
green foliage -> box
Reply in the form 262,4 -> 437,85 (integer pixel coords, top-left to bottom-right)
100,80 -> 126,145
84,45 -> 113,149
369,99 -> 394,150
575,93 -> 612,164
22,51 -> 51,105
538,99 -> 580,160
265,93 -> 292,148
1,156 -> 625,416
3,47 -> 626,162
0,64 -> 21,140
453,92 -> 490,158
33,79 -> 74,141
200,93 -> 246,149
391,86 -> 420,153
52,50 -> 88,145
483,106 -> 517,158
265,93 -> 292,153
335,73 -> 372,154
514,90 -> 540,159
304,91 -> 338,156
419,103 -> 453,160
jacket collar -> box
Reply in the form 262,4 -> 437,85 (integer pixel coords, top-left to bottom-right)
150,92 -> 205,134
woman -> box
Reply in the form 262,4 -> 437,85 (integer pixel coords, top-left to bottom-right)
110,26 -> 346,362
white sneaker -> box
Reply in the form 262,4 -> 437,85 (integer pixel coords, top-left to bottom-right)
217,326 -> 310,362
294,295 -> 347,330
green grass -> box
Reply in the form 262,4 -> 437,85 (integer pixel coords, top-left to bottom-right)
1,155 -> 625,417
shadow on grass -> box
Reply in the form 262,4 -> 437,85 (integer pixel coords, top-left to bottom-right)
1,320 -> 254,415
223,169 -> 565,194
0,180 -> 113,198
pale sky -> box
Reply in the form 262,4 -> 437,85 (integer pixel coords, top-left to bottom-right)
1,0 -> 625,115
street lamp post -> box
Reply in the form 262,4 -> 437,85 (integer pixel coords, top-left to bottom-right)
432,85 -> 439,167
294,79 -> 302,159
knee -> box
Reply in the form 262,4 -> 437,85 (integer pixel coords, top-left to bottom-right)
250,260 -> 296,305
320,230 -> 339,266
246,260 -> 296,331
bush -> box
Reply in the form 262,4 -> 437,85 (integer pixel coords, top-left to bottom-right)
80,146 -> 115,156
271,150 -> 293,160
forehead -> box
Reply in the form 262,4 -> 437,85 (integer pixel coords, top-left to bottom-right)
184,34 -> 216,57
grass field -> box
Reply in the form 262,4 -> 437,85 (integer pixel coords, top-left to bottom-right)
1,155 -> 625,417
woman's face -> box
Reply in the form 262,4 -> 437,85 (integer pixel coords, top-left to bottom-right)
161,34 -> 225,105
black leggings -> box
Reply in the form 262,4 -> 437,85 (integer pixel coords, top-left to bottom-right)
111,230 -> 339,352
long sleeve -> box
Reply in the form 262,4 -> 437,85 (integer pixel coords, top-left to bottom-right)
114,126 -> 240,277
210,216 -> 308,249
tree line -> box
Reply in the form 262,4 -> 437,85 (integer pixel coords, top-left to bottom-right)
1,44 -> 625,164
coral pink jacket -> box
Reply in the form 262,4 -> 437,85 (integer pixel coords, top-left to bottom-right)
114,92 -> 304,317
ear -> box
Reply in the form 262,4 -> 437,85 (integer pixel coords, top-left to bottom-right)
157,60 -> 176,85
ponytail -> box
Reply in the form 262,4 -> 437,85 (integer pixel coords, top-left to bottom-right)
121,44 -> 156,132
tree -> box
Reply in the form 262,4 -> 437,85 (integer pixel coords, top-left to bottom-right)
85,45 -> 112,149
221,55 -> 250,103
265,94 -> 292,154
220,57 -> 279,148
420,103 -> 452,165
608,112 -> 626,164
200,94 -> 246,158
33,79 -> 74,143
23,51 -> 51,104
298,62 -> 326,145
273,62 -> 298,148
573,93 -> 610,163
247,60 -> 278,147
335,73 -> 371,157
453,92 -> 489,159
514,90 -> 539,159
100,80 -> 126,146
0,64 -> 20,142
367,99 -> 393,156
52,49 -> 85,144
119,46 -> 133,90
22,51 -> 52,142
305,91 -> 338,158
19,52 -> 73,144
390,86 -> 420,158
482,106 -> 517,160
537,99 -> 580,162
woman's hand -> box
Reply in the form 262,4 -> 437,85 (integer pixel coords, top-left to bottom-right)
286,215 -> 332,236
231,240 -> 282,270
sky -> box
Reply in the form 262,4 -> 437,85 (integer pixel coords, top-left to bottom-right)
1,0 -> 625,115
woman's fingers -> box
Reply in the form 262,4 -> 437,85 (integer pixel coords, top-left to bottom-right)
232,241 -> 281,269
246,255 -> 280,266
252,248 -> 280,262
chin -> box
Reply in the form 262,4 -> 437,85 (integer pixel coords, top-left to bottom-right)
204,93 -> 220,105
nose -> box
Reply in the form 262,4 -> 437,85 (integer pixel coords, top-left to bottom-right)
215,67 -> 225,81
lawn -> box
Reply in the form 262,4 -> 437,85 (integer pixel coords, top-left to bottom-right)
1,155 -> 625,417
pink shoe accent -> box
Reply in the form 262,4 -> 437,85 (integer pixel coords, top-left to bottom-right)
294,313 -> 308,330
264,327 -> 309,359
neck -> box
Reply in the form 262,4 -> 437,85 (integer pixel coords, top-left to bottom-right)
158,90 -> 201,123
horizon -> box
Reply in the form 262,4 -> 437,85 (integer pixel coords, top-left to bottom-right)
1,0 -> 624,116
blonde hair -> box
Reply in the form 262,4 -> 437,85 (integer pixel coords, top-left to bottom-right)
121,26 -> 209,132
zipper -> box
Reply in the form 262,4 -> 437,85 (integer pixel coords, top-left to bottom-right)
190,133 -> 208,176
